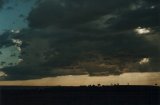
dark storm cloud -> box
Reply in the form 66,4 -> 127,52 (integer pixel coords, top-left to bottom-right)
27,0 -> 160,32
1,0 -> 160,80
111,7 -> 160,31
2,30 -> 160,80
28,0 -> 140,29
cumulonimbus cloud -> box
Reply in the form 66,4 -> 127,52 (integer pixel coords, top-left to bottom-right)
1,0 -> 160,80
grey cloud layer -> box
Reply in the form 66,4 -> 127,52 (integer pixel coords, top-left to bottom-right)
1,0 -> 160,80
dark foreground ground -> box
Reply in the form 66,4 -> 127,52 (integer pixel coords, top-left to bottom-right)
0,85 -> 159,105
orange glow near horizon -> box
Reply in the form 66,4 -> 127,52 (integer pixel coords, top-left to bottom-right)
0,72 -> 159,86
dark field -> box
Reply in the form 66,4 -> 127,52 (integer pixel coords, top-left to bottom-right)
0,85 -> 159,105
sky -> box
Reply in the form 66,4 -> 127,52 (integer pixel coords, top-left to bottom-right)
0,0 -> 37,33
0,0 -> 159,86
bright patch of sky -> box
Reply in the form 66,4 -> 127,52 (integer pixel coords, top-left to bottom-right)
0,0 -> 37,34
0,72 -> 159,86
0,45 -> 21,68
139,58 -> 150,65
0,71 -> 7,78
134,27 -> 151,35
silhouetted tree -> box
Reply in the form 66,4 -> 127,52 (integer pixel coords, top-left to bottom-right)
98,84 -> 101,87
